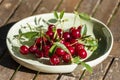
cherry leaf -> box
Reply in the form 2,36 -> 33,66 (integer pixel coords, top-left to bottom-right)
54,11 -> 59,19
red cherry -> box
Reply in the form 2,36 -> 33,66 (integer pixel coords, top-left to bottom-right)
69,27 -> 75,32
75,43 -> 84,54
78,25 -> 82,31
62,53 -> 71,63
70,39 -> 78,45
57,28 -> 63,37
63,32 -> 71,41
55,48 -> 65,56
50,55 -> 60,65
29,45 -> 38,53
43,45 -> 50,57
64,42 -> 71,47
20,45 -> 29,55
46,30 -> 54,39
60,39 -> 65,44
67,46 -> 75,55
35,37 -> 42,46
71,29 -> 81,39
77,49 -> 87,59
48,24 -> 54,31
35,49 -> 44,58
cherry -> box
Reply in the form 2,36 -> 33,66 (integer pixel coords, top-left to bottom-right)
71,29 -> 81,39
64,42 -> 71,47
75,43 -> 84,54
57,28 -> 63,37
43,45 -> 50,57
35,49 -> 44,58
50,55 -> 60,65
20,45 -> 29,55
46,30 -> 54,39
77,49 -> 87,59
29,45 -> 38,53
35,37 -> 42,46
60,39 -> 65,44
63,32 -> 71,41
78,25 -> 82,31
69,27 -> 75,32
48,24 -> 54,31
55,48 -> 65,56
62,53 -> 71,63
70,39 -> 78,45
67,46 -> 75,55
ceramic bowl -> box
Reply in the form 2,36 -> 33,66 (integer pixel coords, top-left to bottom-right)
6,13 -> 113,73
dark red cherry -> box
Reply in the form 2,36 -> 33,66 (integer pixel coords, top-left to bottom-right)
62,53 -> 71,63
75,43 -> 84,54
50,55 -> 60,65
46,30 -> 54,39
77,49 -> 87,59
63,32 -> 71,41
70,39 -> 78,45
71,29 -> 81,39
69,27 -> 75,32
43,45 -> 50,57
57,28 -> 63,37
20,45 -> 29,55
35,49 -> 44,58
35,37 -> 42,46
64,42 -> 71,47
67,46 -> 75,55
29,45 -> 38,53
55,48 -> 65,56
78,25 -> 82,31
48,24 -> 54,31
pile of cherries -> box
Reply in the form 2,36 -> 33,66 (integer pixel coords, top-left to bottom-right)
19,24 -> 87,65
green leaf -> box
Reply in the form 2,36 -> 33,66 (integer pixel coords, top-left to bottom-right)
19,29 -> 22,34
34,17 -> 37,25
54,11 -> 59,19
48,19 -> 57,23
81,62 -> 93,73
49,44 -> 57,57
81,24 -> 87,36
79,13 -> 90,20
72,57 -> 81,64
42,19 -> 50,25
21,32 -> 38,39
60,11 -> 64,19
54,42 -> 70,54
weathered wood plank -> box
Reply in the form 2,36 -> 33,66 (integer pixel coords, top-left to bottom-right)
104,58 -> 120,80
33,0 -> 61,14
58,0 -> 81,12
11,66 -> 37,80
81,56 -> 113,80
0,0 -> 3,4
35,73 -> 59,80
8,0 -> 42,23
59,75 -> 75,80
108,6 -> 120,57
93,0 -> 119,24
77,0 -> 101,15
0,51 -> 19,80
0,0 -> 21,27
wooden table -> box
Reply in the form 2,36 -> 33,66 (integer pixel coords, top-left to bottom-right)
0,0 -> 120,80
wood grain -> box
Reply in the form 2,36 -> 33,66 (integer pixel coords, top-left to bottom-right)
0,0 -> 21,27
93,0 -> 119,24
104,58 -> 120,80
33,0 -> 61,14
35,74 -> 59,80
58,0 -> 81,12
0,52 -> 19,80
81,56 -> 113,80
109,6 -> 120,57
59,75 -> 75,80
77,0 -> 100,15
8,0 -> 42,23
11,66 -> 37,80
